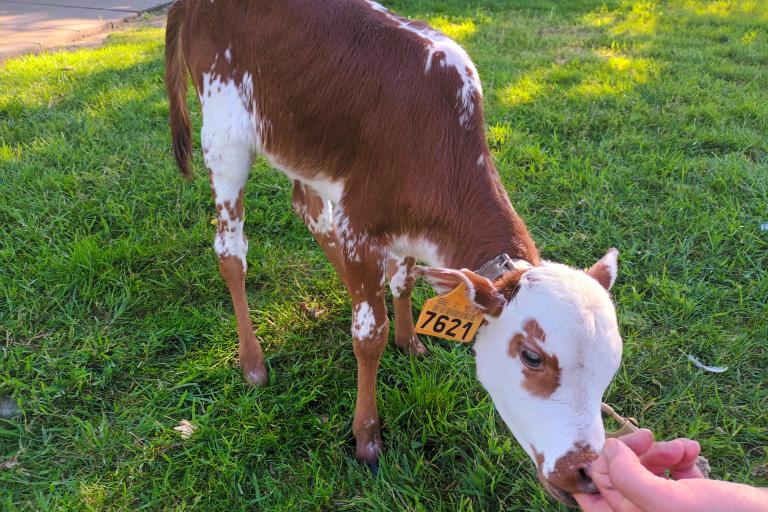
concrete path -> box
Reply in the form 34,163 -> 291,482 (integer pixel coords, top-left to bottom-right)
0,0 -> 170,62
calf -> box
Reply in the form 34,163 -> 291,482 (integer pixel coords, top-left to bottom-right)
165,0 -> 623,504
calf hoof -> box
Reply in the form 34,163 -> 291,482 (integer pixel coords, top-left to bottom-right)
242,364 -> 269,387
396,335 -> 429,357
355,436 -> 383,466
365,460 -> 379,475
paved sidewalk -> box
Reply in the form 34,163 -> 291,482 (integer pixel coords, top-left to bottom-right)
0,0 -> 170,62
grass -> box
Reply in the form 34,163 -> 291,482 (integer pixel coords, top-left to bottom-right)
1,0 -> 766,509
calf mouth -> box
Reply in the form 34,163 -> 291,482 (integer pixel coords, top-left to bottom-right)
537,473 -> 579,508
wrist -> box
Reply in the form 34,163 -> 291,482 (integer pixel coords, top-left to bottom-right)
681,479 -> 768,512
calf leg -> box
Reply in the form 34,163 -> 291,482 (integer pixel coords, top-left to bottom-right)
291,181 -> 348,290
387,256 -> 428,355
345,253 -> 389,465
206,143 -> 267,386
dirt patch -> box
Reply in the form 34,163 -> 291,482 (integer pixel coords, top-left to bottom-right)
59,6 -> 169,53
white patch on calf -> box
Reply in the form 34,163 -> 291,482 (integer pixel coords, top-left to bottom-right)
265,150 -> 344,206
199,71 -> 267,153
313,199 -> 334,235
389,236 -> 446,268
334,205 -> 370,263
278,167 -> 344,204
602,248 -> 618,288
200,71 -> 267,270
352,301 -> 377,340
364,0 -> 481,127
365,0 -> 389,13
425,35 -> 481,126
224,46 -> 232,63
212,200 -> 249,269
295,197 -> 334,236
388,258 -> 409,297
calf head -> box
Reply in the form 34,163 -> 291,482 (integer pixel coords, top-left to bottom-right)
418,249 -> 622,505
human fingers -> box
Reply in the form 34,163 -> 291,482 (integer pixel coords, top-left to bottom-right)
602,438 -> 684,512
573,492 -> 616,512
637,438 -> 704,479
589,439 -> 647,512
617,428 -> 654,457
638,439 -> 686,476
669,439 -> 704,480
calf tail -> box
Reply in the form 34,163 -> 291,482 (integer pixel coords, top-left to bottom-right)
165,0 -> 193,179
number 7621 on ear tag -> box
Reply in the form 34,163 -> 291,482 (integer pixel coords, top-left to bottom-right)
415,283 -> 484,343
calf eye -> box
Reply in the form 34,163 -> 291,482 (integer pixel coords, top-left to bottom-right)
521,349 -> 543,369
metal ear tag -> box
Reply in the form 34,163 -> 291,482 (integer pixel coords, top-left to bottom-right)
475,253 -> 532,281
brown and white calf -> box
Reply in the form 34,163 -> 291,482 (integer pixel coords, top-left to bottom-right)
165,0 -> 623,503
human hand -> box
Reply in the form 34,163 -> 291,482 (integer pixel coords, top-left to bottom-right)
574,430 -> 768,512
605,429 -> 703,480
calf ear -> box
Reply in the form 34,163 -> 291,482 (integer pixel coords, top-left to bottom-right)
414,267 -> 506,317
587,248 -> 619,291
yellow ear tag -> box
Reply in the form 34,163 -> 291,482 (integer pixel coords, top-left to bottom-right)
415,283 -> 484,343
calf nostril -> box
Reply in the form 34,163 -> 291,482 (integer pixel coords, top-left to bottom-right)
578,464 -> 598,494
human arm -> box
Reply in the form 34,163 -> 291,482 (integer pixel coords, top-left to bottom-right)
575,430 -> 768,512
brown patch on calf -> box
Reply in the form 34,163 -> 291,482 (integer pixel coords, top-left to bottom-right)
292,181 -> 349,289
587,248 -> 618,291
524,318 -> 545,342
547,443 -> 599,495
587,263 -> 612,291
460,270 -> 505,317
508,319 -> 561,398
494,268 -> 527,302
532,446 -> 589,506
418,267 -> 505,317
387,257 -> 427,355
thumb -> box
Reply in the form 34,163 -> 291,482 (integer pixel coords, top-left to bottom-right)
602,438 -> 681,511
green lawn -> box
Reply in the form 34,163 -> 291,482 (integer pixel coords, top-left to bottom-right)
1,0 -> 766,509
